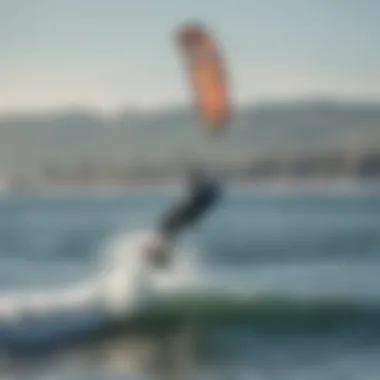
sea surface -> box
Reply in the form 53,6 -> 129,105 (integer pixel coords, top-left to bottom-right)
0,184 -> 380,379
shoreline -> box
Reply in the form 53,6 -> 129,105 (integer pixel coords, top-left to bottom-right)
1,178 -> 380,198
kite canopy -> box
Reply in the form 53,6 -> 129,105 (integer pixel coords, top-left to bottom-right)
176,23 -> 230,135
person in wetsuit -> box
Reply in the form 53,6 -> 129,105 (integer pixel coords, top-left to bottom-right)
146,169 -> 222,267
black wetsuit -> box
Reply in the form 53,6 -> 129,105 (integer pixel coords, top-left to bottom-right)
159,171 -> 222,238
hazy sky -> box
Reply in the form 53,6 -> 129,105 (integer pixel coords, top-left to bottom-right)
0,0 -> 379,113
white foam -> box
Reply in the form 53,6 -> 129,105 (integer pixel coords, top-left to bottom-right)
0,230 -> 200,324
95,230 -> 200,315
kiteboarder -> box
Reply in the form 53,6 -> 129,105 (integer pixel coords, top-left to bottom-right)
145,169 -> 222,268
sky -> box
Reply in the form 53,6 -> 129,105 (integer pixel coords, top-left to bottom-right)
0,0 -> 379,114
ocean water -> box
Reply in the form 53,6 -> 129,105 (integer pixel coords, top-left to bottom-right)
0,184 -> 380,379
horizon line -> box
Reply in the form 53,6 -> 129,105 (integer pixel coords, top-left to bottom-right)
1,95 -> 380,119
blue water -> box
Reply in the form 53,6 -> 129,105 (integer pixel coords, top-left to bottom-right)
0,185 -> 380,379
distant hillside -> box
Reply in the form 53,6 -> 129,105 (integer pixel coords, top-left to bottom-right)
0,100 -> 379,186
